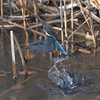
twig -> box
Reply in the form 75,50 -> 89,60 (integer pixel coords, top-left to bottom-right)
94,0 -> 100,17
0,25 -> 15,29
76,2 -> 100,24
37,2 -> 59,14
67,29 -> 86,37
91,0 -> 100,17
59,90 -> 71,100
64,39 -> 91,50
13,34 -> 28,74
90,1 -> 100,10
9,0 -> 12,16
94,0 -> 100,7
78,0 -> 90,29
0,16 -> 45,37
0,20 -> 10,39
18,0 -> 24,14
68,17 -> 90,39
51,0 -> 60,12
0,73 -> 37,97
87,0 -> 96,48
15,1 -> 81,26
26,21 -> 46,38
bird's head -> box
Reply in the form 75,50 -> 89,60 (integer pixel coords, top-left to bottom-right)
43,25 -> 53,36
38,17 -> 53,36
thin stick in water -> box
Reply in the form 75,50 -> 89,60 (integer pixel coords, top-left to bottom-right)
13,34 -> 28,74
10,30 -> 17,78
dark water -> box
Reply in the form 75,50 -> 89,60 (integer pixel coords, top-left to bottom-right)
0,31 -> 100,100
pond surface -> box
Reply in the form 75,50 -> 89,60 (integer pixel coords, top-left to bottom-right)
0,30 -> 100,100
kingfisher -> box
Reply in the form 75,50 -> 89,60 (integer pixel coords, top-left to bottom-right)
26,17 -> 68,56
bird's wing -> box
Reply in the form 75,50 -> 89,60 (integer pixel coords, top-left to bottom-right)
26,39 -> 54,52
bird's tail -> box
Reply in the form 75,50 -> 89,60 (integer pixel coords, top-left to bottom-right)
56,40 -> 68,56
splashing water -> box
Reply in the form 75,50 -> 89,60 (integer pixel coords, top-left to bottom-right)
48,57 -> 74,88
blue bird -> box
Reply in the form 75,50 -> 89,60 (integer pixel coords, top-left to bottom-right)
26,17 -> 68,56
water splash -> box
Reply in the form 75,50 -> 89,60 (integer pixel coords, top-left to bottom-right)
48,57 -> 74,88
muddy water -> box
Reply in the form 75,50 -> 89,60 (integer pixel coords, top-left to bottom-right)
0,32 -> 100,100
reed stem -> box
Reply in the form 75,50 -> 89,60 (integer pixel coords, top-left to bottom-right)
60,0 -> 64,47
10,30 -> 17,78
87,0 -> 96,48
71,0 -> 74,52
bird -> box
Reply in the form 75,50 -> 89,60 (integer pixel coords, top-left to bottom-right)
26,17 -> 68,56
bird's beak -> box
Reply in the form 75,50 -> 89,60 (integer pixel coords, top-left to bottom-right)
38,18 -> 45,26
